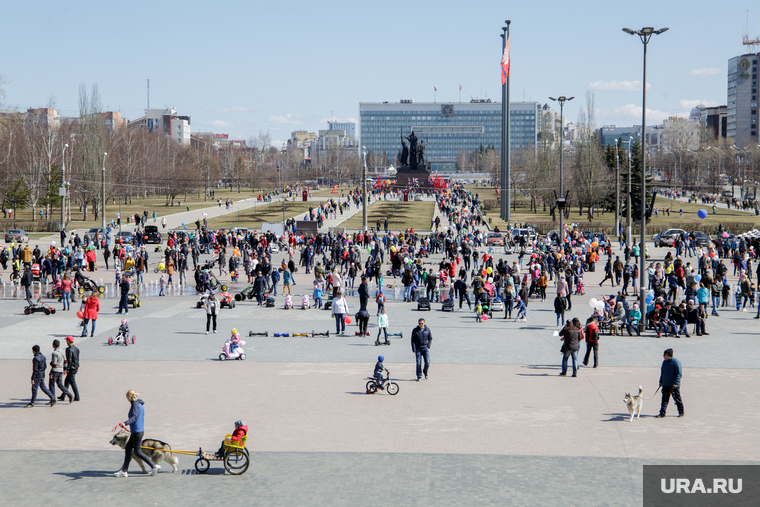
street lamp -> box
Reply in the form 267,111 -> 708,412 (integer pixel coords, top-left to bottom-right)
362,146 -> 368,232
549,95 -> 574,248
61,143 -> 68,232
622,25 -> 668,329
101,152 -> 108,228
624,136 -> 633,248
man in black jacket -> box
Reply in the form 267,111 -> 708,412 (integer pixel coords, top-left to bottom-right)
117,276 -> 130,315
357,275 -> 369,311
21,267 -> 33,301
411,318 -> 433,381
60,336 -> 80,402
26,345 -> 54,407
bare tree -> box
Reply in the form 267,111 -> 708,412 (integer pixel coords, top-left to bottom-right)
572,92 -> 611,221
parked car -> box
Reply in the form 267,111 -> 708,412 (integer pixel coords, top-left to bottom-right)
486,233 -> 504,246
510,228 -> 536,243
4,229 -> 28,243
116,231 -> 134,245
581,231 -> 609,245
143,225 -> 162,244
692,231 -> 712,248
651,228 -> 685,248
83,227 -> 107,244
168,230 -> 190,243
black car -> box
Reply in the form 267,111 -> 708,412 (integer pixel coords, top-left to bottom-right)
692,231 -> 711,248
144,225 -> 162,244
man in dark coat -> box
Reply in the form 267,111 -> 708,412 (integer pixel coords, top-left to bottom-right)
559,321 -> 581,377
411,318 -> 433,381
656,348 -> 684,418
357,275 -> 370,311
26,345 -> 54,407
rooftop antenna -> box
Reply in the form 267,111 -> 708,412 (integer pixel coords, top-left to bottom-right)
743,10 -> 760,53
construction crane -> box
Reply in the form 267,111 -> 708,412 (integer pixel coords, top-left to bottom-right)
743,11 -> 760,53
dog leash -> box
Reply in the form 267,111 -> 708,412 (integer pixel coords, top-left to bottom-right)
646,386 -> 661,400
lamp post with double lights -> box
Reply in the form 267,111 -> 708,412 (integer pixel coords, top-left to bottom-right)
549,95 -> 573,248
622,25 -> 668,329
60,143 -> 68,231
362,146 -> 368,232
101,152 -> 108,229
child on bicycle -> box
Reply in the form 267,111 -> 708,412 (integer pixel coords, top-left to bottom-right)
215,419 -> 248,458
373,355 -> 386,390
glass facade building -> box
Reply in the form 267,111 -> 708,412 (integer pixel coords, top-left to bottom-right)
359,100 -> 540,171
727,52 -> 759,148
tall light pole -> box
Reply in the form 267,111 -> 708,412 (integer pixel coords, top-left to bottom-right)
362,146 -> 368,232
61,143 -> 68,232
500,20 -> 511,222
101,152 -> 108,229
614,140 -> 621,239
549,95 -> 574,249
626,136 -> 633,248
623,25 -> 668,329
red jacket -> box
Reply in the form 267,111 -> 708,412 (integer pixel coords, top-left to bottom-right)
83,296 -> 100,320
585,322 -> 599,343
230,425 -> 248,442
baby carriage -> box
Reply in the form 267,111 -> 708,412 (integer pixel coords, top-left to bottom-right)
575,277 -> 586,296
301,294 -> 310,309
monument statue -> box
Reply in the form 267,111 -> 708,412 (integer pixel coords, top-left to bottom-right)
403,131 -> 419,170
400,134 -> 409,166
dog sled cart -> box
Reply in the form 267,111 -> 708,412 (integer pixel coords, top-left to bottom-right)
142,434 -> 250,475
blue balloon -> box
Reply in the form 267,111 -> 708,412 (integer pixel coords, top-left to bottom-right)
181,223 -> 185,226
698,209 -> 707,219
645,294 -> 654,304
694,274 -> 702,282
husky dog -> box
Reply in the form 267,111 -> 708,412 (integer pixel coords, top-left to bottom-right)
623,386 -> 644,422
110,430 -> 179,473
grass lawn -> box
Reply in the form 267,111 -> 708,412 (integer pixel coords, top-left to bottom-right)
338,201 -> 435,232
202,201 -> 315,231
0,188 -> 271,232
464,185 -> 759,236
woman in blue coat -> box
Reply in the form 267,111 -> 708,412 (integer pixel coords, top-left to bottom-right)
112,389 -> 159,477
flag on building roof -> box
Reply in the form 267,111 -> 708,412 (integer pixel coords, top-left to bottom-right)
434,85 -> 437,92
501,36 -> 511,85
459,84 -> 462,91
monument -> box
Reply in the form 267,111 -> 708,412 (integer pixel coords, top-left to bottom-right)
392,129 -> 432,190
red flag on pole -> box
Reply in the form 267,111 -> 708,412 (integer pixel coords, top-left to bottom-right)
501,36 -> 511,85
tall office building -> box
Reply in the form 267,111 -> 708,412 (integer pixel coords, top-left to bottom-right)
727,52 -> 759,147
328,121 -> 356,141
359,99 -> 540,171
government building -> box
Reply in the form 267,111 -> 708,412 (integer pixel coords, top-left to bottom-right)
359,99 -> 541,172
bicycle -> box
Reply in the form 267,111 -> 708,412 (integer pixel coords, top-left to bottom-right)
365,369 -> 399,395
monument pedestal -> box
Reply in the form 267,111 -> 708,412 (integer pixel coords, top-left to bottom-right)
392,164 -> 432,191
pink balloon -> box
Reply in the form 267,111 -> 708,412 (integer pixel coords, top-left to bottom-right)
482,314 -> 489,321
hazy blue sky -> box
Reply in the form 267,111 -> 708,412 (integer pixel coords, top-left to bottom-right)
2,0 -> 756,147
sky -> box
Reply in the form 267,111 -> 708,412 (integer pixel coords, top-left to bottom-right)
2,0 -> 758,148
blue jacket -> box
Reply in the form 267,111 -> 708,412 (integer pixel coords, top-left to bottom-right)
124,399 -> 146,433
659,357 -> 682,387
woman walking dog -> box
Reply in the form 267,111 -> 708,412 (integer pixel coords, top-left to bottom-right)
112,390 -> 160,477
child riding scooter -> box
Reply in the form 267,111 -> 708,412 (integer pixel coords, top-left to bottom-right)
219,328 -> 247,360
